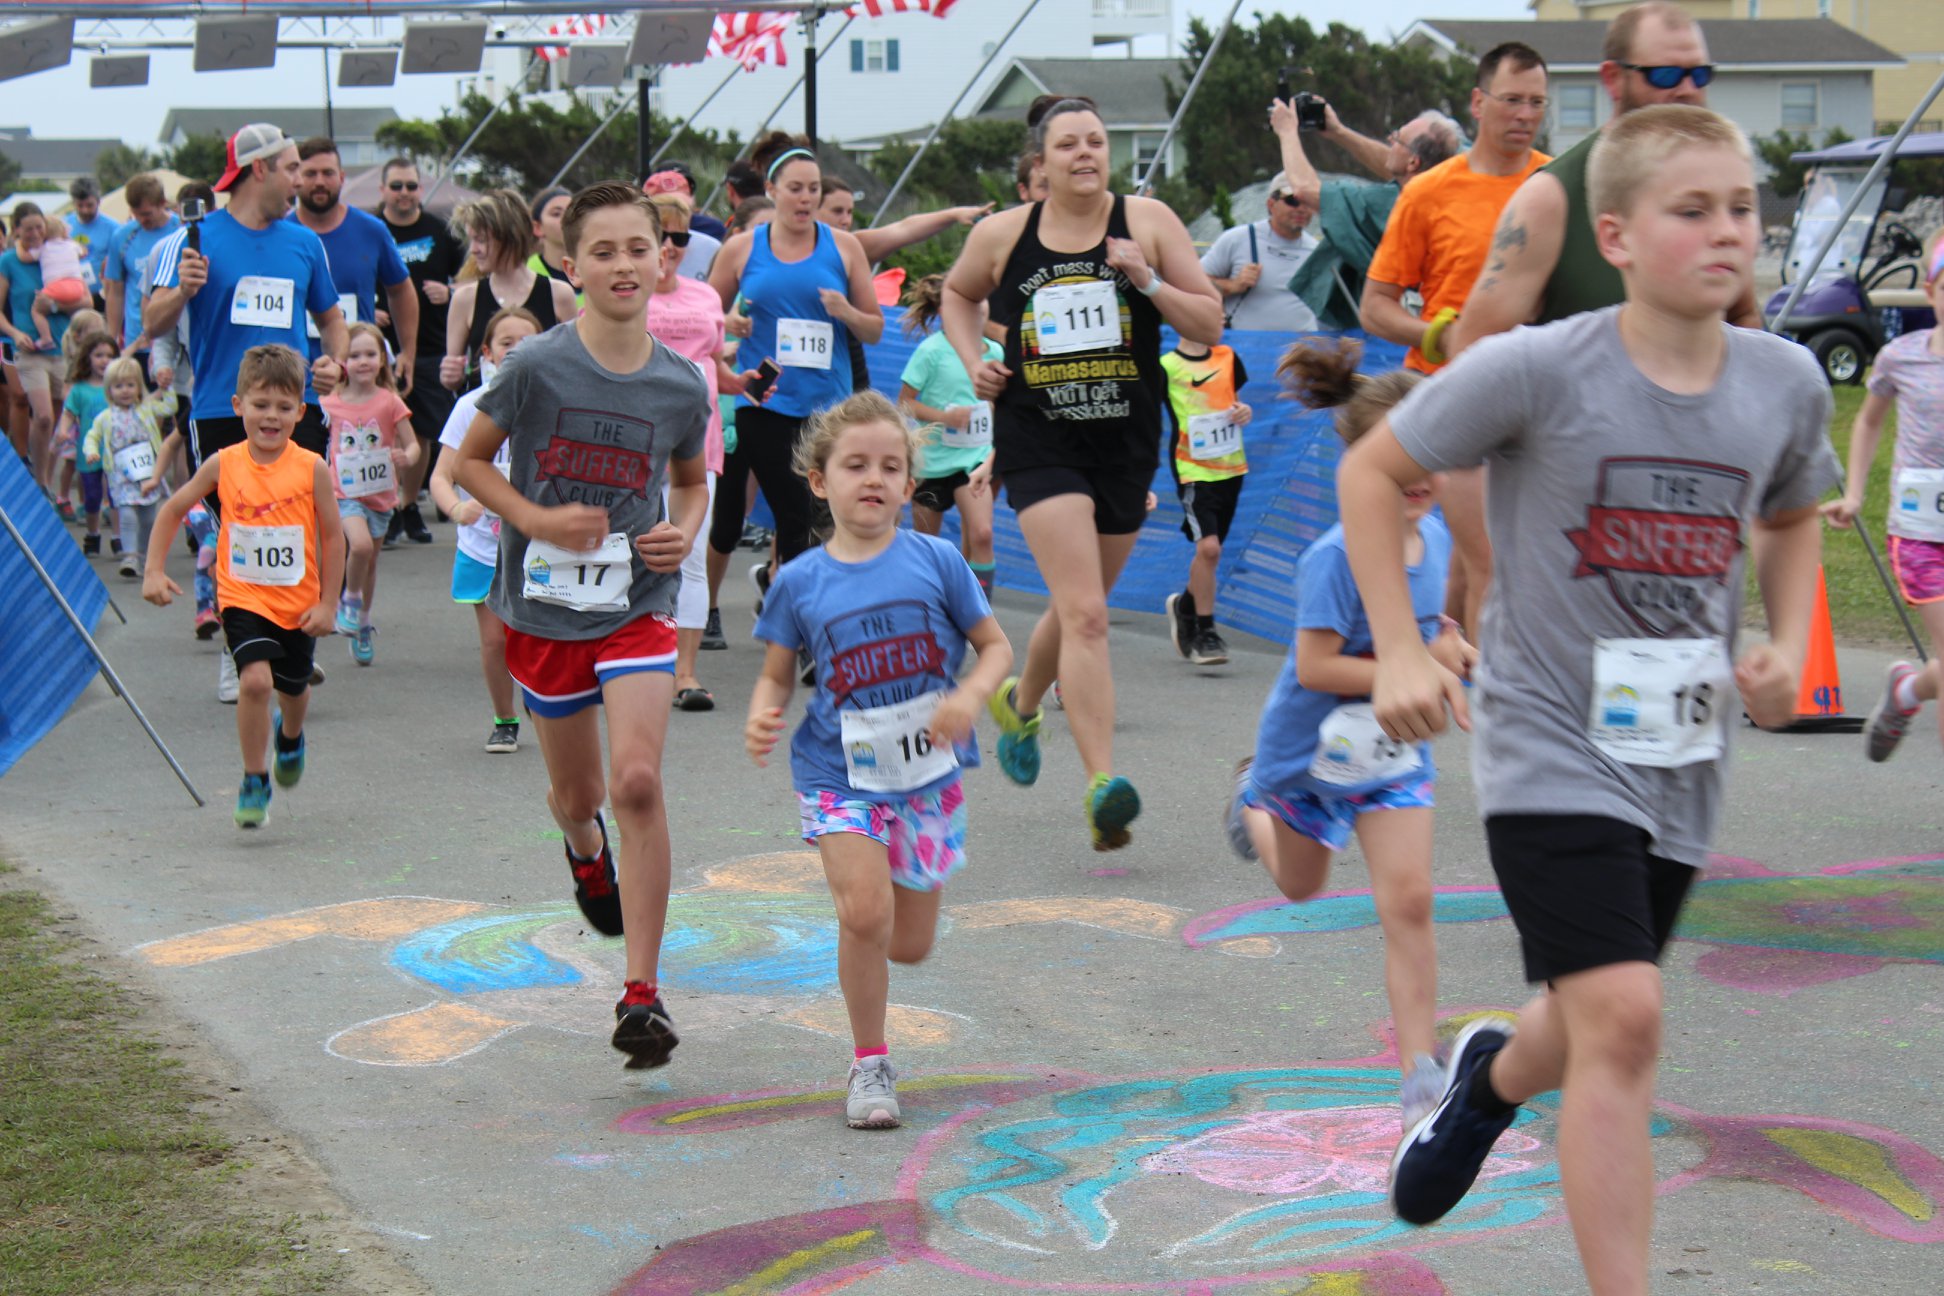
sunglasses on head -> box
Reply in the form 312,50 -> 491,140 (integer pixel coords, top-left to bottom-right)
665,229 -> 691,248
387,180 -> 420,192
1622,63 -> 1715,90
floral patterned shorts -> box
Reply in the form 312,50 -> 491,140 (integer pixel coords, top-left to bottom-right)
797,779 -> 967,892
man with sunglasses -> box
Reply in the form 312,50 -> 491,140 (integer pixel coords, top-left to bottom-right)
1200,172 -> 1321,332
376,155 -> 464,539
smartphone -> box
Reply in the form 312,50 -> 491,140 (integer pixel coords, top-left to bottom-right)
1278,65 -> 1296,105
181,196 -> 207,253
745,358 -> 782,401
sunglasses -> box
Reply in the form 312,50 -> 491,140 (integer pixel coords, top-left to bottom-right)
1274,193 -> 1303,209
1622,63 -> 1715,90
665,230 -> 691,248
387,181 -> 420,192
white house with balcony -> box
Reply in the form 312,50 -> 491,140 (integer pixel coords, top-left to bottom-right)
650,0 -> 1174,147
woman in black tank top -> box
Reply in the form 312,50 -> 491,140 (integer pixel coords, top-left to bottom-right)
938,98 -> 1222,852
441,189 -> 578,393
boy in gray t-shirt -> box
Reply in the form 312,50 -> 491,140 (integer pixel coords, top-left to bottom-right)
1335,108 -> 1838,1286
452,183 -> 711,1073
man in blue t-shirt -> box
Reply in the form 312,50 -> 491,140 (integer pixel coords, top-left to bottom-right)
103,172 -> 181,367
290,138 -> 415,376
145,122 -> 347,465
64,176 -> 121,308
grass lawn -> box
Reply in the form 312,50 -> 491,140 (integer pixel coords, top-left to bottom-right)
1816,381 -> 1916,648
0,866 -> 349,1296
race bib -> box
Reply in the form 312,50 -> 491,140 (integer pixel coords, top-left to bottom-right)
775,317 -> 834,370
522,532 -> 631,612
840,691 -> 959,794
307,291 -> 360,341
336,448 -> 394,499
230,276 -> 295,330
1032,280 -> 1119,356
228,522 -> 306,587
1894,467 -> 1944,540
1187,410 -> 1242,461
1307,702 -> 1423,787
1588,637 -> 1734,769
939,402 -> 992,451
112,439 -> 157,482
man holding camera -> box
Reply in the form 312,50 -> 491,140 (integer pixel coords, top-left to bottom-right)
1200,172 -> 1321,332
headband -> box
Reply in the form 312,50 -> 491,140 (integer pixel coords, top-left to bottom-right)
1929,241 -> 1944,287
766,148 -> 816,182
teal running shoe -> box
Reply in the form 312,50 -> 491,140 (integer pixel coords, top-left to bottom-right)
234,773 -> 272,829
1084,772 -> 1140,851
988,676 -> 1042,786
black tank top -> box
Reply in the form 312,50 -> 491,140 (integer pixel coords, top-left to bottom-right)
990,194 -> 1165,474
463,270 -> 561,389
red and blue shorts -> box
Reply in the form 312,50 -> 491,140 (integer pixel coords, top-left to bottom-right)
504,613 -> 677,718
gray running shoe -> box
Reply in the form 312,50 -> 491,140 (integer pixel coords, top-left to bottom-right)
1224,757 -> 1258,862
1191,627 -> 1230,666
1865,661 -> 1921,763
845,1055 -> 901,1129
1164,590 -> 1196,659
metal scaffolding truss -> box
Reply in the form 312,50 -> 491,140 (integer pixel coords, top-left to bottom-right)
61,11 -> 808,53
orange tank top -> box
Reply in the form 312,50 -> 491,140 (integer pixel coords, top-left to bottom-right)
215,440 -> 323,627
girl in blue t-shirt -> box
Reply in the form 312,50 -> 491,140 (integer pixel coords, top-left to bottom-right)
745,390 -> 1012,1132
1225,338 -> 1478,1138
55,326 -> 116,551
896,274 -> 1005,598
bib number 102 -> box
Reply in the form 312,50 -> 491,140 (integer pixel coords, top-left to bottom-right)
1670,681 -> 1714,725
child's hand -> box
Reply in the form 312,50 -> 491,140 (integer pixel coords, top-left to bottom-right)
451,499 -> 484,526
635,521 -> 688,572
967,459 -> 992,498
1144,490 -> 1158,513
390,445 -> 412,471
944,405 -> 973,430
152,366 -> 174,390
745,706 -> 786,766
1819,495 -> 1862,529
142,570 -> 179,607
298,602 -> 333,638
439,354 -> 466,390
928,690 -> 979,749
1736,642 -> 1797,730
1427,625 -> 1479,681
1233,402 -> 1254,427
970,359 -> 1012,401
531,503 -> 609,551
140,476 -> 161,497
1373,643 -> 1470,740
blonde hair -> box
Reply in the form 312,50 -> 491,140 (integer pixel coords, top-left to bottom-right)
901,273 -> 947,338
646,191 -> 691,232
103,355 -> 149,401
792,389 -> 919,480
451,188 -> 536,274
1589,104 -> 1752,219
1279,337 -> 1422,445
62,310 -> 108,365
344,321 -> 400,392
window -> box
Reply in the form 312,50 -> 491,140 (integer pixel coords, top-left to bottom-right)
1557,85 -> 1597,131
1132,132 -> 1165,184
1747,0 -> 1759,16
1781,82 -> 1820,128
1817,0 -> 1831,16
849,38 -> 899,73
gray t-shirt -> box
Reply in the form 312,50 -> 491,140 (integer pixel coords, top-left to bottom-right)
1390,307 -> 1838,865
1200,219 -> 1319,332
478,323 -> 710,640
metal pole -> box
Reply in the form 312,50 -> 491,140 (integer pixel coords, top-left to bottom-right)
322,49 -> 336,140
648,59 -> 742,173
0,503 -> 203,806
1769,68 -> 1944,336
698,15 -> 856,215
868,0 -> 1044,229
637,72 -> 653,183
1137,0 -> 1245,197
545,92 -> 636,190
1852,514 -> 1931,663
423,61 -> 544,208
803,8 -> 820,149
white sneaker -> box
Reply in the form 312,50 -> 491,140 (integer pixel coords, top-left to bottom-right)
845,1055 -> 901,1129
217,651 -> 238,704
1401,1051 -> 1447,1135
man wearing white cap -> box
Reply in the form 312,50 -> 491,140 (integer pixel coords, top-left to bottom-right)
1199,172 -> 1320,333
146,122 -> 347,467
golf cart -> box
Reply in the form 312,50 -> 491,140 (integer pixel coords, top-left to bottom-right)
1763,132 -> 1943,385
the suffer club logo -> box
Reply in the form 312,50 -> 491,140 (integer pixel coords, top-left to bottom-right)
1565,457 -> 1749,634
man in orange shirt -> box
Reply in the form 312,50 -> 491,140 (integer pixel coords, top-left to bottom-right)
1360,42 -> 1552,374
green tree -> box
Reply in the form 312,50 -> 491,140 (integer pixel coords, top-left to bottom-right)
166,132 -> 231,188
93,142 -> 158,190
1755,126 -> 1855,199
1166,14 -> 1476,214
0,149 -> 21,198
865,118 -> 1027,211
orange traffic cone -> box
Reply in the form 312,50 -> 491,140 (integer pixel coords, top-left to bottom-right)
1782,567 -> 1864,732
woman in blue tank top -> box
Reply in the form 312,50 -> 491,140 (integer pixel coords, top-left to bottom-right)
710,132 -> 883,579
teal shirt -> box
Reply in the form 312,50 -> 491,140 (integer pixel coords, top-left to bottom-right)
901,329 -> 1003,479
64,381 -> 108,459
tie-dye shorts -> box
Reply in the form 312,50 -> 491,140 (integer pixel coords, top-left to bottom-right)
797,779 -> 967,892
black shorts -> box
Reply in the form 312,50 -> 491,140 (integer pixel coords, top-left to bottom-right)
1175,474 -> 1244,545
913,471 -> 970,515
221,607 -> 316,697
1486,814 -> 1698,984
1004,463 -> 1152,536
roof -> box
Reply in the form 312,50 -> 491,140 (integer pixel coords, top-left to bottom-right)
156,107 -> 400,144
977,57 -> 1179,126
2,191 -> 74,219
1401,18 -> 1902,70
1792,132 -> 1944,165
0,133 -> 126,178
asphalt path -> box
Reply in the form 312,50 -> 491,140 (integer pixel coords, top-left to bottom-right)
6,526 -> 1942,1294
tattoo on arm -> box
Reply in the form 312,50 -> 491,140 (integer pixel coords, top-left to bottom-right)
1493,218 -> 1528,256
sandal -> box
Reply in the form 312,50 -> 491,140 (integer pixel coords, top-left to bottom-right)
674,687 -> 715,712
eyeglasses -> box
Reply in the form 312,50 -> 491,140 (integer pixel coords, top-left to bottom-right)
1621,63 -> 1715,89
1478,89 -> 1549,111
665,230 -> 691,248
387,181 -> 420,192
1273,193 -> 1303,209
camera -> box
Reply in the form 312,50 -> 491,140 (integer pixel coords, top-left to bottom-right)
181,196 -> 206,253
1293,91 -> 1327,133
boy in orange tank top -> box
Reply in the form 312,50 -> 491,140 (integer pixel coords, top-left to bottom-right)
144,345 -> 345,828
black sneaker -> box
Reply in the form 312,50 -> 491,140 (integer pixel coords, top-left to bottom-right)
701,607 -> 727,651
1389,1019 -> 1518,1225
749,562 -> 771,615
110,536 -> 124,556
402,503 -> 434,544
1164,590 -> 1196,659
612,987 -> 679,1069
82,533 -> 101,557
1191,627 -> 1230,666
566,811 -> 625,937
485,719 -> 519,754
383,510 -> 404,550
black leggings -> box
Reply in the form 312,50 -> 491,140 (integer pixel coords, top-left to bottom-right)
709,433 -> 752,556
728,405 -> 818,565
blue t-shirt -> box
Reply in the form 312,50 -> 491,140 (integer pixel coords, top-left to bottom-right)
739,222 -> 853,419
64,381 -> 108,454
1251,516 -> 1451,799
65,212 -> 122,291
289,207 -> 409,360
0,249 -> 68,350
151,210 -> 339,418
754,529 -> 990,801
105,214 -> 181,344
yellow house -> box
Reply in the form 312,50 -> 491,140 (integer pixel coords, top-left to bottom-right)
1529,1 -> 1942,133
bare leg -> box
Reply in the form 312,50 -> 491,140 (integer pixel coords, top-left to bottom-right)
955,482 -> 995,569
471,605 -> 516,717
343,522 -> 375,618
705,543 -> 732,612
599,670 -> 679,986
1187,535 -> 1221,612
1913,603 -> 1944,749
1355,806 -> 1438,1067
25,385 -> 54,492
819,831 -> 895,1050
887,884 -> 943,965
674,628 -> 705,696
1247,806 -> 1335,901
235,661 -> 276,774
910,501 -> 944,537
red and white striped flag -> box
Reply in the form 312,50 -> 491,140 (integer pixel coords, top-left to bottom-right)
845,0 -> 961,16
537,13 -> 608,62
709,12 -> 795,70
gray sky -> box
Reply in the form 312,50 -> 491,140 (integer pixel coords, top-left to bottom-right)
0,1 -> 1534,150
